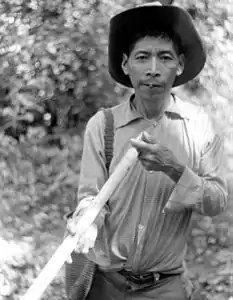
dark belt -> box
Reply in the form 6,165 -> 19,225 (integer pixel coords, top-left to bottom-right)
118,269 -> 180,285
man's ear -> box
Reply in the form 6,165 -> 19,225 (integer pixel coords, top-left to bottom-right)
121,54 -> 129,75
177,54 -> 185,76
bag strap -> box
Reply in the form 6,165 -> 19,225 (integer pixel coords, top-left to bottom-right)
64,108 -> 114,222
103,108 -> 114,174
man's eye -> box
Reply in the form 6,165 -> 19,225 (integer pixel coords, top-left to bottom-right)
136,55 -> 147,61
161,56 -> 172,61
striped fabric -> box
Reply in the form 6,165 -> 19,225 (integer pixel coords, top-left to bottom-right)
66,255 -> 96,300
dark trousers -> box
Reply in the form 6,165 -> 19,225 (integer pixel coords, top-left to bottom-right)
86,268 -> 189,300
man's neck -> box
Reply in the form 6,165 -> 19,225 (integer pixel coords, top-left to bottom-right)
133,92 -> 171,120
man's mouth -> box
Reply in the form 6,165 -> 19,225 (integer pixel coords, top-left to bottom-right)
144,83 -> 162,89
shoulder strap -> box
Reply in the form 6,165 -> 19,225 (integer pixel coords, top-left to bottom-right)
103,108 -> 114,174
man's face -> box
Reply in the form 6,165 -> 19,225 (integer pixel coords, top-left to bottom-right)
122,36 -> 184,100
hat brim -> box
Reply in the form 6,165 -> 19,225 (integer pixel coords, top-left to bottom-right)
108,5 -> 206,88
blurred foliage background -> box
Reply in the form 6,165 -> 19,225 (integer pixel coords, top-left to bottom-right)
0,0 -> 233,299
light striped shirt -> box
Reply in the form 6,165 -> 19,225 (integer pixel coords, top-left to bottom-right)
76,94 -> 227,274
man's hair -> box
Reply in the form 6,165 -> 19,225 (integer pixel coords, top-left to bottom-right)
125,29 -> 184,56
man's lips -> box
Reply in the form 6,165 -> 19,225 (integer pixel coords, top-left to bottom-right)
143,83 -> 163,88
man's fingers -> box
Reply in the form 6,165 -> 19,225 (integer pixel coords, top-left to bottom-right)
139,159 -> 153,170
131,130 -> 159,151
66,224 -> 97,255
82,244 -> 90,254
74,241 -> 82,252
87,238 -> 95,249
75,239 -> 94,254
138,152 -> 155,162
131,139 -> 155,152
141,131 -> 155,144
73,234 -> 96,254
83,238 -> 95,253
66,219 -> 77,235
74,234 -> 85,252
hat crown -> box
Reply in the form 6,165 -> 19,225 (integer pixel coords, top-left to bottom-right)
138,1 -> 162,7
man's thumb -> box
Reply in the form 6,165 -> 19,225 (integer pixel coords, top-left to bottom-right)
141,131 -> 155,144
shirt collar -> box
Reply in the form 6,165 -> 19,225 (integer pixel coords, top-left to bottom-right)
115,93 -> 189,129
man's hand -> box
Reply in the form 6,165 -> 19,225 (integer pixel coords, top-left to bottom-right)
65,210 -> 98,263
130,132 -> 185,182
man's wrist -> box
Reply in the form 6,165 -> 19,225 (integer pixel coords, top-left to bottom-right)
163,163 -> 185,183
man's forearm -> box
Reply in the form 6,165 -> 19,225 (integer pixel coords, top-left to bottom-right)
166,166 -> 228,216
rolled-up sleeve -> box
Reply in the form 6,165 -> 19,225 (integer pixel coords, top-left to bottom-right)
167,114 -> 228,217
75,110 -> 110,228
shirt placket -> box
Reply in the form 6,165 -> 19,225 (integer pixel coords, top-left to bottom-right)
131,173 -> 158,272
131,121 -> 164,272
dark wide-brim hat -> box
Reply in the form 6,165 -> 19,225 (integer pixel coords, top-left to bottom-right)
108,2 -> 206,88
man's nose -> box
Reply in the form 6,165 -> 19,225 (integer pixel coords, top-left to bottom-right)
146,57 -> 159,76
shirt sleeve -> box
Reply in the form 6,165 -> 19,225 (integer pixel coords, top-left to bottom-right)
75,110 -> 110,228
167,112 -> 228,217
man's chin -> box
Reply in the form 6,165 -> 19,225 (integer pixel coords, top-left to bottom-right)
139,86 -> 165,98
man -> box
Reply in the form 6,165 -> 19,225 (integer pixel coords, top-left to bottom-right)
67,2 -> 227,299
